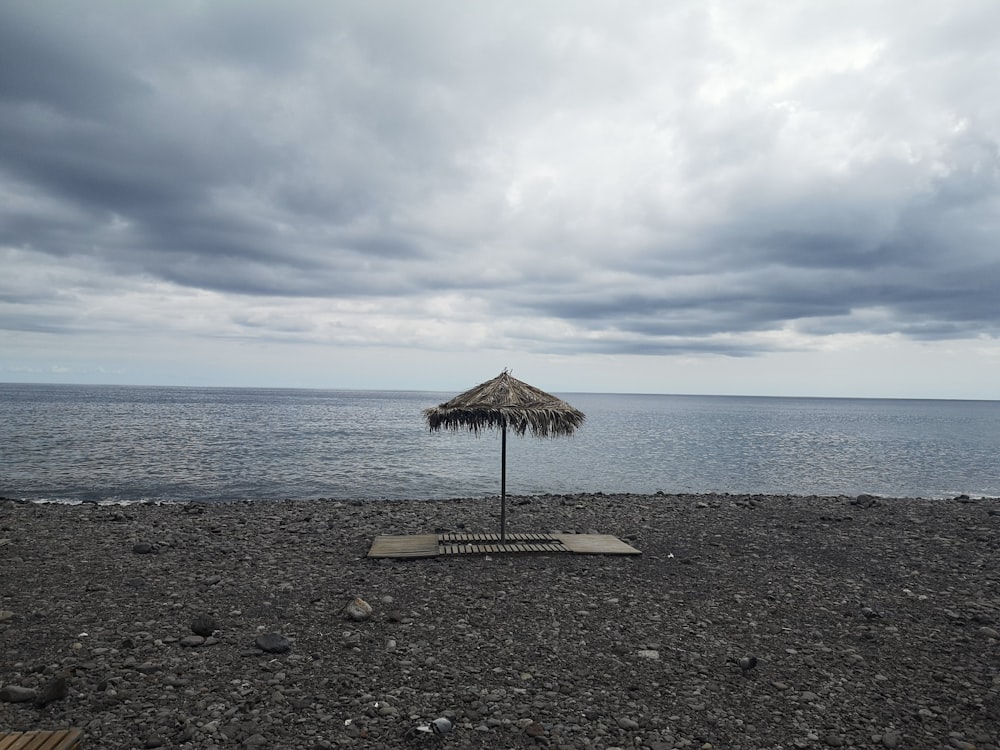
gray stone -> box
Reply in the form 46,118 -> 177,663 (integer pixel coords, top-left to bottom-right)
525,722 -> 546,737
255,632 -> 291,653
191,614 -> 217,637
881,733 -> 900,748
132,541 -> 154,554
180,635 -> 205,647
0,684 -> 36,703
617,717 -> 640,730
343,597 -> 373,622
34,675 -> 68,707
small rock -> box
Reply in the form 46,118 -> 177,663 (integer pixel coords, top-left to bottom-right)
34,675 -> 68,707
881,733 -> 899,748
824,735 -> 845,747
977,626 -> 999,639
343,597 -> 373,622
617,717 -> 640,730
738,655 -> 758,672
191,614 -> 217,637
525,722 -> 547,737
179,635 -> 205,647
0,610 -> 15,622
144,736 -> 165,748
430,718 -> 453,735
637,649 -> 660,660
132,542 -> 154,554
255,632 -> 291,653
0,684 -> 37,703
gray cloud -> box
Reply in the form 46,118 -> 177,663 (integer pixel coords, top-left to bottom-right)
2,0 -> 999,368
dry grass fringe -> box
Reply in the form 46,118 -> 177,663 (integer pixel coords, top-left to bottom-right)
423,370 -> 585,437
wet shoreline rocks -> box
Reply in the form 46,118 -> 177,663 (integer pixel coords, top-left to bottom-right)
1,492 -> 998,749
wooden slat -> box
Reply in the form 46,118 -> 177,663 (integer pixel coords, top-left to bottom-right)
554,534 -> 642,555
372,532 -> 640,557
367,534 -> 439,558
0,730 -> 83,750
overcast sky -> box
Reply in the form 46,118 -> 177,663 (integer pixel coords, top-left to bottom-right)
2,1 -> 999,398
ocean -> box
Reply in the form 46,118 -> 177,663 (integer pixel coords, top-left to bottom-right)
1,383 -> 998,504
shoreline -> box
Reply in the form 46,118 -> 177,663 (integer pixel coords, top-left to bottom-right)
2,493 -> 999,749
3,490 -> 998,507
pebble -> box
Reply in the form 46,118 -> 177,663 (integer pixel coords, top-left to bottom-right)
255,633 -> 292,653
525,722 -> 547,737
0,685 -> 36,703
3,493 -> 999,749
34,675 -> 68,706
343,598 -> 373,622
191,614 -> 217,636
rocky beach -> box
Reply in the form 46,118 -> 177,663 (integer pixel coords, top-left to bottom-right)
1,493 -> 998,749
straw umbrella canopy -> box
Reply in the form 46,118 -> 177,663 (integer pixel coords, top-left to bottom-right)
423,370 -> 586,540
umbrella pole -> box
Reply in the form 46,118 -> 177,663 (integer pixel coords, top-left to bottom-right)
500,422 -> 507,542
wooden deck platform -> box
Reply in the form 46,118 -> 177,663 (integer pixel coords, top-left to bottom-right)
368,532 -> 640,558
0,729 -> 83,750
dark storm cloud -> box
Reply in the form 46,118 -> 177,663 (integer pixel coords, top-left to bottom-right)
0,1 -> 460,298
2,0 -> 999,359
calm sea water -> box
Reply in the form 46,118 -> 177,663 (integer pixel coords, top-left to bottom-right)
1,383 -> 998,503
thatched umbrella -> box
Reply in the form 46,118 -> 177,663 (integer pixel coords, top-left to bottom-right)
424,370 -> 585,541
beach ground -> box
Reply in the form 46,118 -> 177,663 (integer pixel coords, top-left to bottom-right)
1,493 -> 998,749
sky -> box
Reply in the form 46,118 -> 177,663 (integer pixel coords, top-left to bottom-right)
2,1 -> 999,399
